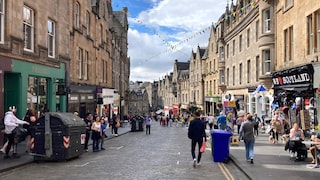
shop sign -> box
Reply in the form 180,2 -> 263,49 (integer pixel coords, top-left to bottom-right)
273,73 -> 311,85
272,64 -> 313,87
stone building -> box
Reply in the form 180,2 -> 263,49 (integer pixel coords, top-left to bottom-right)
172,59 -> 189,114
128,81 -> 150,116
0,0 -> 70,119
189,46 -> 206,112
215,0 -> 274,118
203,27 -> 222,116
268,0 -> 320,129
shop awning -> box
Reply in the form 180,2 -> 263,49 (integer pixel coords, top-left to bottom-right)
274,84 -> 311,92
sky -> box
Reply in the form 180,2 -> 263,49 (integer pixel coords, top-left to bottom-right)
111,0 -> 228,82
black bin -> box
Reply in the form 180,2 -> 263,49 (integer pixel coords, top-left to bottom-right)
131,115 -> 144,132
31,112 -> 86,161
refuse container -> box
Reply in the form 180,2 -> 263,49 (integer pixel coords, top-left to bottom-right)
31,112 -> 86,161
211,130 -> 233,162
131,115 -> 144,132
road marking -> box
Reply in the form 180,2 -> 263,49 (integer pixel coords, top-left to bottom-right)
74,161 -> 96,167
177,161 -> 180,165
109,146 -> 124,150
218,162 -> 235,180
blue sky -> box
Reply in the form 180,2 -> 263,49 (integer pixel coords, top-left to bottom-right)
112,0 -> 227,82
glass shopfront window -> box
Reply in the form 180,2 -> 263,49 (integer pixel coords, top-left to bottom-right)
27,76 -> 48,116
27,76 -> 64,116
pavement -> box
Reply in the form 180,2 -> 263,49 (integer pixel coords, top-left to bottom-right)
228,130 -> 320,180
0,124 -> 132,173
1,123 -> 320,179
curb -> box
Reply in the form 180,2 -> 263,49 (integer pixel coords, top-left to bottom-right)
0,130 -> 131,173
229,153 -> 255,180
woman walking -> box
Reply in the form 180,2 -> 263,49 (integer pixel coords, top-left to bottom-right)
239,114 -> 256,164
91,116 -> 102,152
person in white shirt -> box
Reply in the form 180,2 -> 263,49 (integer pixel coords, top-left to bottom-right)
4,106 -> 29,159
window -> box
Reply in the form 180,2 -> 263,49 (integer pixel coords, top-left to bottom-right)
0,0 -> 4,43
256,20 -> 259,42
263,50 -> 271,74
47,20 -> 55,58
256,56 -> 260,82
100,24 -> 103,45
227,68 -> 229,86
227,44 -> 229,59
75,2 -> 80,29
284,26 -> 293,61
78,48 -> 83,79
23,6 -> 34,52
232,66 -> 235,86
232,40 -> 235,56
219,46 -> 224,61
263,9 -> 271,33
213,59 -> 216,71
317,11 -> 320,52
307,15 -> 313,54
247,60 -> 251,83
239,63 -> 242,85
247,29 -> 250,48
239,35 -> 242,52
85,11 -> 90,35
219,69 -> 225,84
84,51 -> 88,80
214,80 -> 216,94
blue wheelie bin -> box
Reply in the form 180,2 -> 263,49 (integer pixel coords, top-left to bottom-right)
211,130 -> 233,162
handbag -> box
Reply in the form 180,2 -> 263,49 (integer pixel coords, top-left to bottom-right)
200,141 -> 206,153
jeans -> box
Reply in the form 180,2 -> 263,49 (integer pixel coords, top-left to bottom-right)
92,139 -> 99,151
245,140 -> 255,160
191,139 -> 203,163
146,125 -> 151,134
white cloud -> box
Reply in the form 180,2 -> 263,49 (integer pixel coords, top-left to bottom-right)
128,0 -> 227,82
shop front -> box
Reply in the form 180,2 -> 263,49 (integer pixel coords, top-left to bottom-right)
68,83 -> 96,118
205,96 -> 221,116
272,64 -> 315,130
3,60 -> 66,119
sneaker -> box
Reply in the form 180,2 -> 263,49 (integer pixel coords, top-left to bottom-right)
197,162 -> 201,166
250,158 -> 254,164
85,149 -> 89,152
3,154 -> 10,159
0,149 -> 5,154
193,158 -> 197,167
101,147 -> 105,150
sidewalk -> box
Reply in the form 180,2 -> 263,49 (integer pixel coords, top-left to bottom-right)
229,132 -> 320,180
0,125 -> 131,173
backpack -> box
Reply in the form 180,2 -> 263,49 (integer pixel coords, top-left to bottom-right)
0,116 -> 5,130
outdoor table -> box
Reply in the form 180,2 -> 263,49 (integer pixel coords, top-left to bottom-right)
303,141 -> 320,168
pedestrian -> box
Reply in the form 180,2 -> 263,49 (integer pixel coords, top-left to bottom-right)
84,113 -> 93,152
100,118 -> 107,150
236,114 -> 244,134
114,114 -> 120,136
253,113 -> 261,136
3,106 -> 29,159
188,111 -> 206,167
91,116 -> 101,152
271,111 -> 283,144
239,114 -> 255,164
217,112 -> 227,130
23,108 -> 37,153
145,115 -> 152,134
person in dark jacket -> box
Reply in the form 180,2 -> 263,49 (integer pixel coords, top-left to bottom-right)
84,113 -> 93,152
188,111 -> 206,167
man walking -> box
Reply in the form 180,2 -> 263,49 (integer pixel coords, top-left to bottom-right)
145,115 -> 152,135
217,112 -> 227,130
84,113 -> 93,152
188,111 -> 206,167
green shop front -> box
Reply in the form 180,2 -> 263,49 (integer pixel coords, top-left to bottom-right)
4,60 -> 66,118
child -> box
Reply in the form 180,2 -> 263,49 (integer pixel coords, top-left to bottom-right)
100,118 -> 107,150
